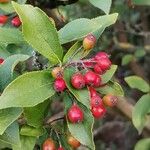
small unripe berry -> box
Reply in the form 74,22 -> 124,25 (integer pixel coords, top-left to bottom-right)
88,86 -> 97,97
91,105 -> 106,119
67,135 -> 81,148
11,16 -> 21,27
43,138 -> 56,150
54,78 -> 66,92
94,52 -> 109,60
71,72 -> 85,89
0,15 -> 8,25
91,95 -> 103,108
51,67 -> 63,79
84,71 -> 97,86
68,104 -> 84,123
94,64 -> 103,74
97,57 -> 111,71
57,146 -> 64,150
83,34 -> 96,50
0,58 -> 4,64
103,94 -> 118,107
93,75 -> 101,88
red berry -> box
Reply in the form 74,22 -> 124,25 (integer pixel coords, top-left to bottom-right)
93,75 -> 101,88
83,34 -> 96,50
88,86 -> 97,97
93,64 -> 103,74
57,146 -> 64,150
84,71 -> 97,86
71,73 -> 85,89
97,57 -> 111,71
54,78 -> 66,92
68,104 -> 84,123
91,105 -> 106,119
43,138 -> 56,150
0,58 -> 4,64
103,94 -> 118,107
11,16 -> 21,27
83,59 -> 94,68
0,0 -> 9,3
0,15 -> 8,25
95,52 -> 109,60
91,95 -> 103,108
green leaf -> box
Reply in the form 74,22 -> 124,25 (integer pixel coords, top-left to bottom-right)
20,125 -> 45,137
0,54 -> 30,92
0,27 -> 24,44
134,138 -> 150,150
101,65 -> 118,83
24,100 -> 50,128
59,18 -> 102,44
12,2 -> 63,64
64,67 -> 90,108
91,13 -> 118,39
0,0 -> 27,13
59,13 -> 118,44
12,136 -> 36,150
0,43 -> 11,58
122,54 -> 133,66
125,76 -> 150,93
89,0 -> 112,14
67,104 -> 95,150
134,49 -> 146,58
132,94 -> 150,133
7,43 -> 34,56
0,140 -> 11,149
133,0 -> 150,5
63,41 -> 82,64
0,71 -> 55,109
0,122 -> 20,146
0,2 -> 14,13
0,108 -> 23,135
97,81 -> 124,96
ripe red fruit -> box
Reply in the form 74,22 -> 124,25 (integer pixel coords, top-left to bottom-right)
93,75 -> 101,87
67,135 -> 81,148
0,15 -> 8,25
0,58 -> 4,64
54,78 -> 66,92
103,94 -> 118,107
91,105 -> 106,119
51,67 -> 63,79
71,73 -> 85,89
94,52 -> 109,60
84,71 -> 97,86
94,64 -> 103,74
91,95 -> 103,108
83,58 -> 94,68
43,138 -> 56,150
57,146 -> 64,150
83,34 -> 96,50
88,86 -> 97,97
11,16 -> 21,27
97,57 -> 111,71
68,104 -> 84,123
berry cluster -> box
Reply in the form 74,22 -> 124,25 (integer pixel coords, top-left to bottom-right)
43,135 -> 80,150
0,15 -> 21,27
52,34 -> 117,121
69,50 -> 112,119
